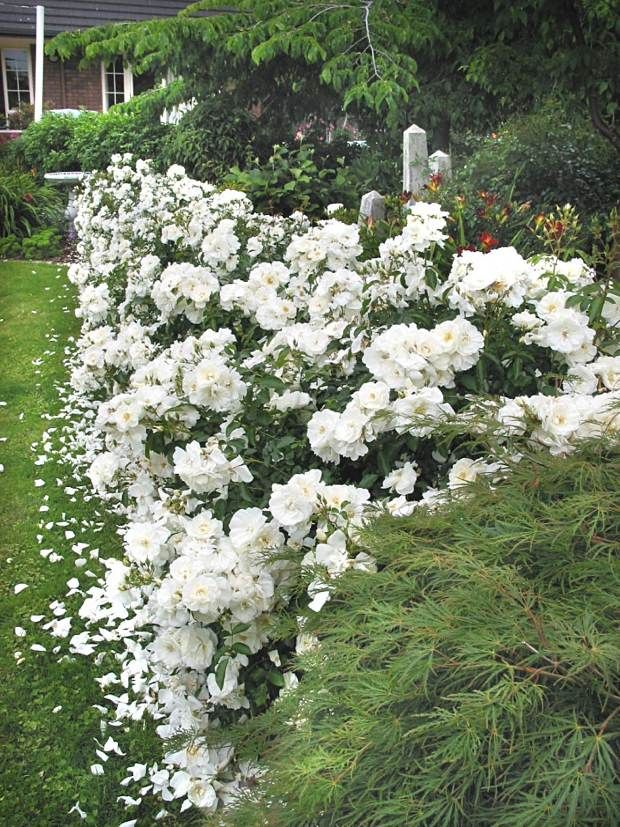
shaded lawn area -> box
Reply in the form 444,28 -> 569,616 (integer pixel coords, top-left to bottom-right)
0,261 -> 197,826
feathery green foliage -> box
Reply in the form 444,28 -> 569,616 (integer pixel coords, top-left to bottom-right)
217,443 -> 620,826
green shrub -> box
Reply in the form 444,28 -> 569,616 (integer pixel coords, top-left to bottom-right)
13,92 -> 170,176
223,442 -> 620,827
70,99 -> 169,173
18,113 -> 80,173
0,233 -> 21,258
0,135 -> 29,174
160,97 -> 256,182
0,170 -> 63,238
447,101 -> 620,219
225,141 -> 370,217
413,100 -> 620,258
295,129 -> 401,210
10,93 -> 400,203
21,227 -> 63,260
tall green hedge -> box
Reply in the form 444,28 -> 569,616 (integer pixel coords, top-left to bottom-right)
17,113 -> 80,173
220,441 -> 620,826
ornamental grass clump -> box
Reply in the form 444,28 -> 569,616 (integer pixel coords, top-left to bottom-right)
222,442 -> 620,827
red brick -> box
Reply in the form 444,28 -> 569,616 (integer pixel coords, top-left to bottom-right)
40,50 -> 103,112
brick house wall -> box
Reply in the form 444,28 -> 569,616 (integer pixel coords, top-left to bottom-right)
39,50 -> 103,112
1,39 -> 105,127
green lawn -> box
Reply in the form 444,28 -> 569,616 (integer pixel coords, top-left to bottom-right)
0,261 -> 197,827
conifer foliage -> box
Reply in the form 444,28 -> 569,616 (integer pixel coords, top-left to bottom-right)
223,442 -> 620,826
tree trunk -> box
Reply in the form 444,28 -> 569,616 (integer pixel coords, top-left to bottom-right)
588,91 -> 620,154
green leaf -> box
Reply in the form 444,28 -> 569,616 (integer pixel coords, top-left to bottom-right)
231,642 -> 252,656
588,294 -> 605,325
214,656 -> 230,690
266,669 -> 285,688
230,622 -> 251,635
359,472 -> 380,488
259,374 -> 288,392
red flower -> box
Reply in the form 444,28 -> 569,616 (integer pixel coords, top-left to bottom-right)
478,190 -> 497,207
479,231 -> 499,251
23,193 -> 33,203
547,220 -> 565,239
425,173 -> 444,193
456,243 -> 476,254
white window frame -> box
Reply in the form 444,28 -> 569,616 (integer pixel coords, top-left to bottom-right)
101,59 -> 133,112
1,43 -> 34,116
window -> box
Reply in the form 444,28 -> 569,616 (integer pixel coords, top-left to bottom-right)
102,58 -> 133,111
1,47 -> 33,113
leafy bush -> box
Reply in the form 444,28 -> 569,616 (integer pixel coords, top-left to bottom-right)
225,442 -> 620,827
70,98 -> 169,173
224,143 -> 339,216
10,91 -> 397,208
224,132 -> 399,217
21,227 -> 63,260
12,92 -> 170,176
225,140 -> 371,216
160,97 -> 256,182
446,101 -> 620,219
0,233 -> 21,258
0,170 -> 62,238
18,113 -> 81,173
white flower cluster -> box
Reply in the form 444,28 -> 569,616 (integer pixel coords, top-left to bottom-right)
492,391 -> 620,454
151,263 -> 219,323
53,156 -> 619,817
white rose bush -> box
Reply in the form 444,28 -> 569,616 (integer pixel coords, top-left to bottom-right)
47,155 -> 619,817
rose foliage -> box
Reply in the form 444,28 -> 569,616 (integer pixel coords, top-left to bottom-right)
57,155 -> 619,815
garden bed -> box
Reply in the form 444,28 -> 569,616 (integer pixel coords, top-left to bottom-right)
13,157 -> 615,823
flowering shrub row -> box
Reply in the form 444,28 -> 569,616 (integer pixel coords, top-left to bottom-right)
60,156 -> 619,815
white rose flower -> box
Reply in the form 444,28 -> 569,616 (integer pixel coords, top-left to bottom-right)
382,461 -> 419,495
269,470 -> 323,527
124,521 -> 170,565
356,381 -> 391,412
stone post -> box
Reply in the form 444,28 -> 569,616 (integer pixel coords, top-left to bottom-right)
402,124 -> 428,195
358,190 -> 386,226
429,149 -> 452,179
